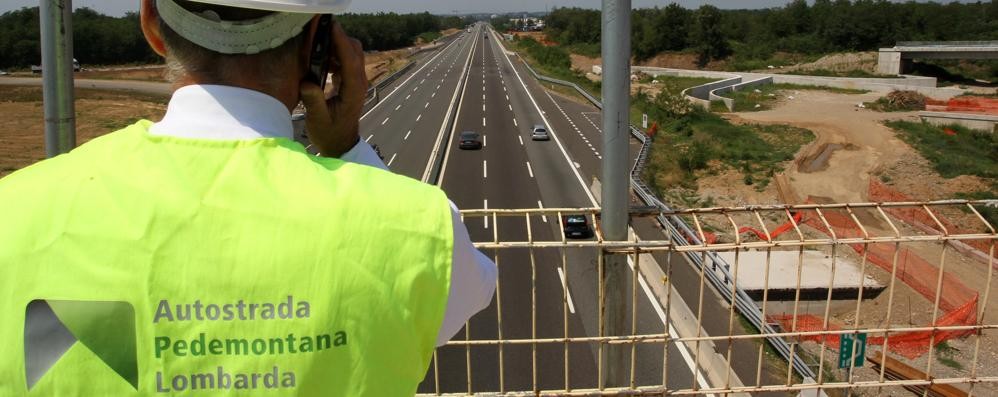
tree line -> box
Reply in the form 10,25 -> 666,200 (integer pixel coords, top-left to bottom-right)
541,1 -> 998,66
0,7 -> 470,69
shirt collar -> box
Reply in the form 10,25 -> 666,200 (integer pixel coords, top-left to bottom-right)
150,84 -> 293,141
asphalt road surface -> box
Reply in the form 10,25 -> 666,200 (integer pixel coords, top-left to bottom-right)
357,23 -> 710,393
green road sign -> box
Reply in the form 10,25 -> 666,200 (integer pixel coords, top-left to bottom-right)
839,333 -> 867,369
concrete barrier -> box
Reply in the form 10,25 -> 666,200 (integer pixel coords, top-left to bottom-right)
710,76 -> 774,111
919,111 -> 998,132
631,65 -> 967,109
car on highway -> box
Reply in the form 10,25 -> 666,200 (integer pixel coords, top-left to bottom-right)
562,215 -> 594,239
531,124 -> 550,141
458,131 -> 483,150
0,70 -> 8,76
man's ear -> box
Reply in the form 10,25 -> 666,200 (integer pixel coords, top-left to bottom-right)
140,0 -> 168,57
299,15 -> 322,80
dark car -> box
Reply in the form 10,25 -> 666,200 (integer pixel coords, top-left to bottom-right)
458,131 -> 483,150
562,215 -> 594,239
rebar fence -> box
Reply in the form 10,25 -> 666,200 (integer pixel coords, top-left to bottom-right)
419,200 -> 997,396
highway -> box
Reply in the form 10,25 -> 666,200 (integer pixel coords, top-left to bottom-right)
357,23 -> 709,393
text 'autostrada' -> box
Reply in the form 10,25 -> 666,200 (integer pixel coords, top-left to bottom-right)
152,296 -> 347,392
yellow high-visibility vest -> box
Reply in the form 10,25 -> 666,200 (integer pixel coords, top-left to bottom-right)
0,120 -> 453,396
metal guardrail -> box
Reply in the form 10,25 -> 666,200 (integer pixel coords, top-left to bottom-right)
361,60 -> 416,113
513,48 -> 819,380
427,201 -> 997,396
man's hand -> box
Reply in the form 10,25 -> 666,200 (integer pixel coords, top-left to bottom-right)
299,22 -> 367,158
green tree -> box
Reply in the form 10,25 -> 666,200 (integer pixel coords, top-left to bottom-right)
689,5 -> 729,66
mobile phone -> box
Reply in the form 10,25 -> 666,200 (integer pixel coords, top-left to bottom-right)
307,14 -> 334,90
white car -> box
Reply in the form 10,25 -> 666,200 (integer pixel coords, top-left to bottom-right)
531,124 -> 550,141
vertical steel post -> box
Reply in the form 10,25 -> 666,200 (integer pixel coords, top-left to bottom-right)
40,0 -> 76,157
600,0 -> 630,386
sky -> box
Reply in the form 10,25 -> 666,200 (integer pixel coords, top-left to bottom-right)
0,0 -> 976,16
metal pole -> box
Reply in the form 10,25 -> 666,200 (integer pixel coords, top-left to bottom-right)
40,0 -> 76,157
600,0 -> 630,387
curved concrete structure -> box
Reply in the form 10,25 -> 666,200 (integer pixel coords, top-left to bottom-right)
632,66 -> 967,111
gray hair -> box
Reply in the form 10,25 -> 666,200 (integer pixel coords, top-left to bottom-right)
157,0 -> 308,86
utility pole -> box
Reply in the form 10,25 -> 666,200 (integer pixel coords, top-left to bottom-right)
40,0 -> 76,157
600,0 -> 630,387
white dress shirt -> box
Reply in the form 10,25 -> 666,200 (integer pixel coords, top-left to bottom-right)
150,84 -> 497,346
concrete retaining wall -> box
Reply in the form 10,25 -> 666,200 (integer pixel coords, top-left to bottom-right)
919,111 -> 998,132
710,76 -> 774,111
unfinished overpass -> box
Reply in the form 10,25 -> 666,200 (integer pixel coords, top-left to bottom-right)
878,41 -> 998,75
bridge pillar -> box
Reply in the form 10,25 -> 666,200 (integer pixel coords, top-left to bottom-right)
877,49 -> 902,75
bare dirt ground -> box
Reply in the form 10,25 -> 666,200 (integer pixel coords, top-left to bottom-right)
0,86 -> 167,178
694,89 -> 998,395
765,52 -> 879,75
76,65 -> 167,82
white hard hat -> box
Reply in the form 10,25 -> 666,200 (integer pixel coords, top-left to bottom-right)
181,0 -> 351,14
156,0 -> 351,55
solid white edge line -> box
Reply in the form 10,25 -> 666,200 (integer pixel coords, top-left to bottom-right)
626,253 -> 715,396
556,267 -> 576,314
491,26 -> 597,207
360,36 -> 461,120
429,25 -> 480,185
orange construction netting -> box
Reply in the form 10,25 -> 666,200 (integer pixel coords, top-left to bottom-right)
925,96 -> 998,115
744,183 -> 985,358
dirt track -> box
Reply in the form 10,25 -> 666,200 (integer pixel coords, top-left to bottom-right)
727,90 -> 920,203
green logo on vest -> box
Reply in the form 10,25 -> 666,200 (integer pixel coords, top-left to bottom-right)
24,300 -> 138,390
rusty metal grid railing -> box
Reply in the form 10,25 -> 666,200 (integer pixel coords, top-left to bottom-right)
418,200 -> 998,396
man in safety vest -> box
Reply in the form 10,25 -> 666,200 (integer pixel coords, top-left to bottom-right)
0,0 -> 497,395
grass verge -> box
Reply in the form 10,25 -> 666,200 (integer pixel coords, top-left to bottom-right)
716,83 -> 868,113
884,121 -> 997,179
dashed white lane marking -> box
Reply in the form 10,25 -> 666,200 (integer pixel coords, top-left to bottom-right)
365,135 -> 373,142
508,104 -> 512,111
416,114 -> 422,122
513,118 -> 518,127
394,104 -> 401,111
431,92 -> 437,98
526,161 -> 534,178
545,91 -> 603,160
420,78 -> 425,84
483,199 -> 489,229
483,160 -> 488,179
537,200 -> 548,223
582,112 -> 602,133
482,117 -> 486,127
482,104 -> 485,112
483,135 -> 487,147
405,94 -> 411,100
387,153 -> 397,166
557,267 -> 576,314
518,135 -> 523,145
413,86 -> 419,92
404,130 -> 411,140
505,94 -> 509,101
381,117 -> 390,126
425,102 -> 430,109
